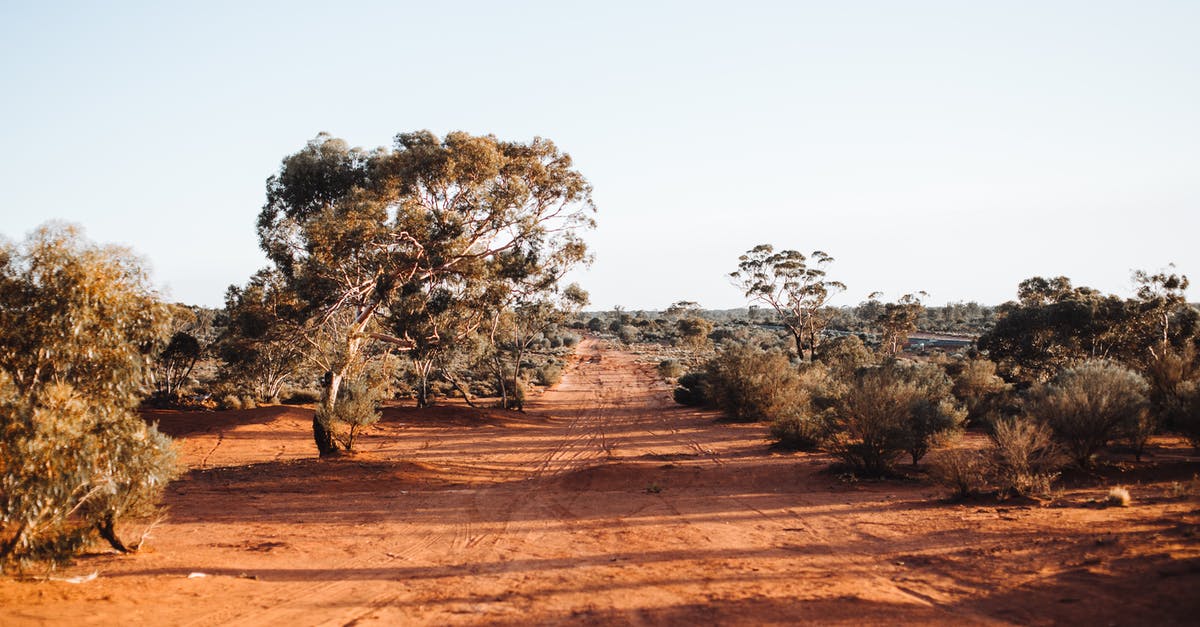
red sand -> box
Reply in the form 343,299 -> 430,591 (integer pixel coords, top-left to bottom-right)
2,339 -> 1198,625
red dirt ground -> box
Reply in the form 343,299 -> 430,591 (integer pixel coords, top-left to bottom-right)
2,339 -> 1199,625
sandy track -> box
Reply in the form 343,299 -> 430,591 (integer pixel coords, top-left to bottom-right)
2,338 -> 1199,625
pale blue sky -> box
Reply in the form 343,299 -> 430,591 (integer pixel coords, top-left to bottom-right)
1,1 -> 1197,309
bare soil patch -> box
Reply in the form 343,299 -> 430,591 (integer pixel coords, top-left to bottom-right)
2,339 -> 1198,625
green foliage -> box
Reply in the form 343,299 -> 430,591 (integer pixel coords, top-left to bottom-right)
315,378 -> 381,451
769,412 -> 827,451
217,269 -> 306,403
0,224 -> 179,568
155,331 -> 201,401
814,335 -> 875,381
705,345 -> 809,423
951,357 -> 1010,425
731,245 -> 845,360
825,360 -> 965,475
1024,360 -> 1150,468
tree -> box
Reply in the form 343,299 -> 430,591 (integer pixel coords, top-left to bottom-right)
218,269 -> 307,403
0,223 -> 178,568
731,245 -> 845,360
489,283 -> 589,410
978,277 -> 1138,383
871,291 -> 927,356
257,131 -> 594,454
1132,265 -> 1193,358
154,331 -> 201,401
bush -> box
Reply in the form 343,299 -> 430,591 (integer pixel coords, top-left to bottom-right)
675,317 -> 714,350
825,361 -> 965,475
536,364 -> 563,386
283,389 -> 322,405
1175,381 -> 1200,448
706,346 -> 809,423
1106,486 -> 1131,507
673,371 -> 712,406
1025,360 -> 1150,467
0,224 -> 180,569
657,359 -> 684,380
219,394 -> 243,410
617,324 -> 641,344
769,413 -> 826,450
989,417 -> 1063,498
952,357 -> 1010,425
315,378 -> 381,451
929,449 -> 989,499
815,335 -> 875,380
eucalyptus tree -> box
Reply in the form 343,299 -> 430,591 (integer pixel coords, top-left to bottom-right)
218,268 -> 308,402
731,245 -> 845,360
0,223 -> 178,566
257,131 -> 594,454
870,291 -> 928,356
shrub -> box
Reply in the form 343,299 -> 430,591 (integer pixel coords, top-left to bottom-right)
673,371 -> 712,406
1175,381 -> 1200,448
705,345 -> 808,423
0,224 -> 179,569
952,357 -> 1010,425
219,394 -> 243,411
825,361 -> 965,475
536,364 -> 563,386
1025,360 -> 1150,467
769,412 -> 826,450
617,324 -> 641,344
1106,486 -> 1131,507
989,417 -> 1063,498
283,389 -> 321,405
676,317 -> 714,350
315,378 -> 381,451
657,359 -> 685,380
929,449 -> 989,499
815,335 -> 875,380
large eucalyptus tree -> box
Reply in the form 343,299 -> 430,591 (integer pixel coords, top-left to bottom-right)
257,131 -> 594,454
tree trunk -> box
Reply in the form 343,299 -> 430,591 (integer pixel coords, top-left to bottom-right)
447,375 -> 477,408
314,370 -> 342,456
96,515 -> 132,553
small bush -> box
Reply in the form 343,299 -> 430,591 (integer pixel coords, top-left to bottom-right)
769,413 -> 826,450
617,324 -> 641,344
990,417 -> 1063,498
673,371 -> 712,406
1025,360 -> 1150,468
315,379 -> 380,451
952,357 -> 1010,425
658,359 -> 685,380
283,389 -> 321,405
929,449 -> 989,499
240,395 -> 258,410
219,394 -> 243,411
1106,486 -> 1131,507
536,364 -> 563,386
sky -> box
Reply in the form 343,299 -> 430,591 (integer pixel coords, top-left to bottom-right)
1,1 -> 1197,310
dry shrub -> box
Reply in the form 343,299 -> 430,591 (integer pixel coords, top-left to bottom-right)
990,417 -> 1063,498
952,357 -> 1010,425
1106,486 -> 1131,507
657,359 -> 685,380
929,449 -> 989,499
769,412 -> 828,451
536,363 -> 563,386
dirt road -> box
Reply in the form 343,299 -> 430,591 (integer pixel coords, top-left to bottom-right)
2,338 -> 1199,625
